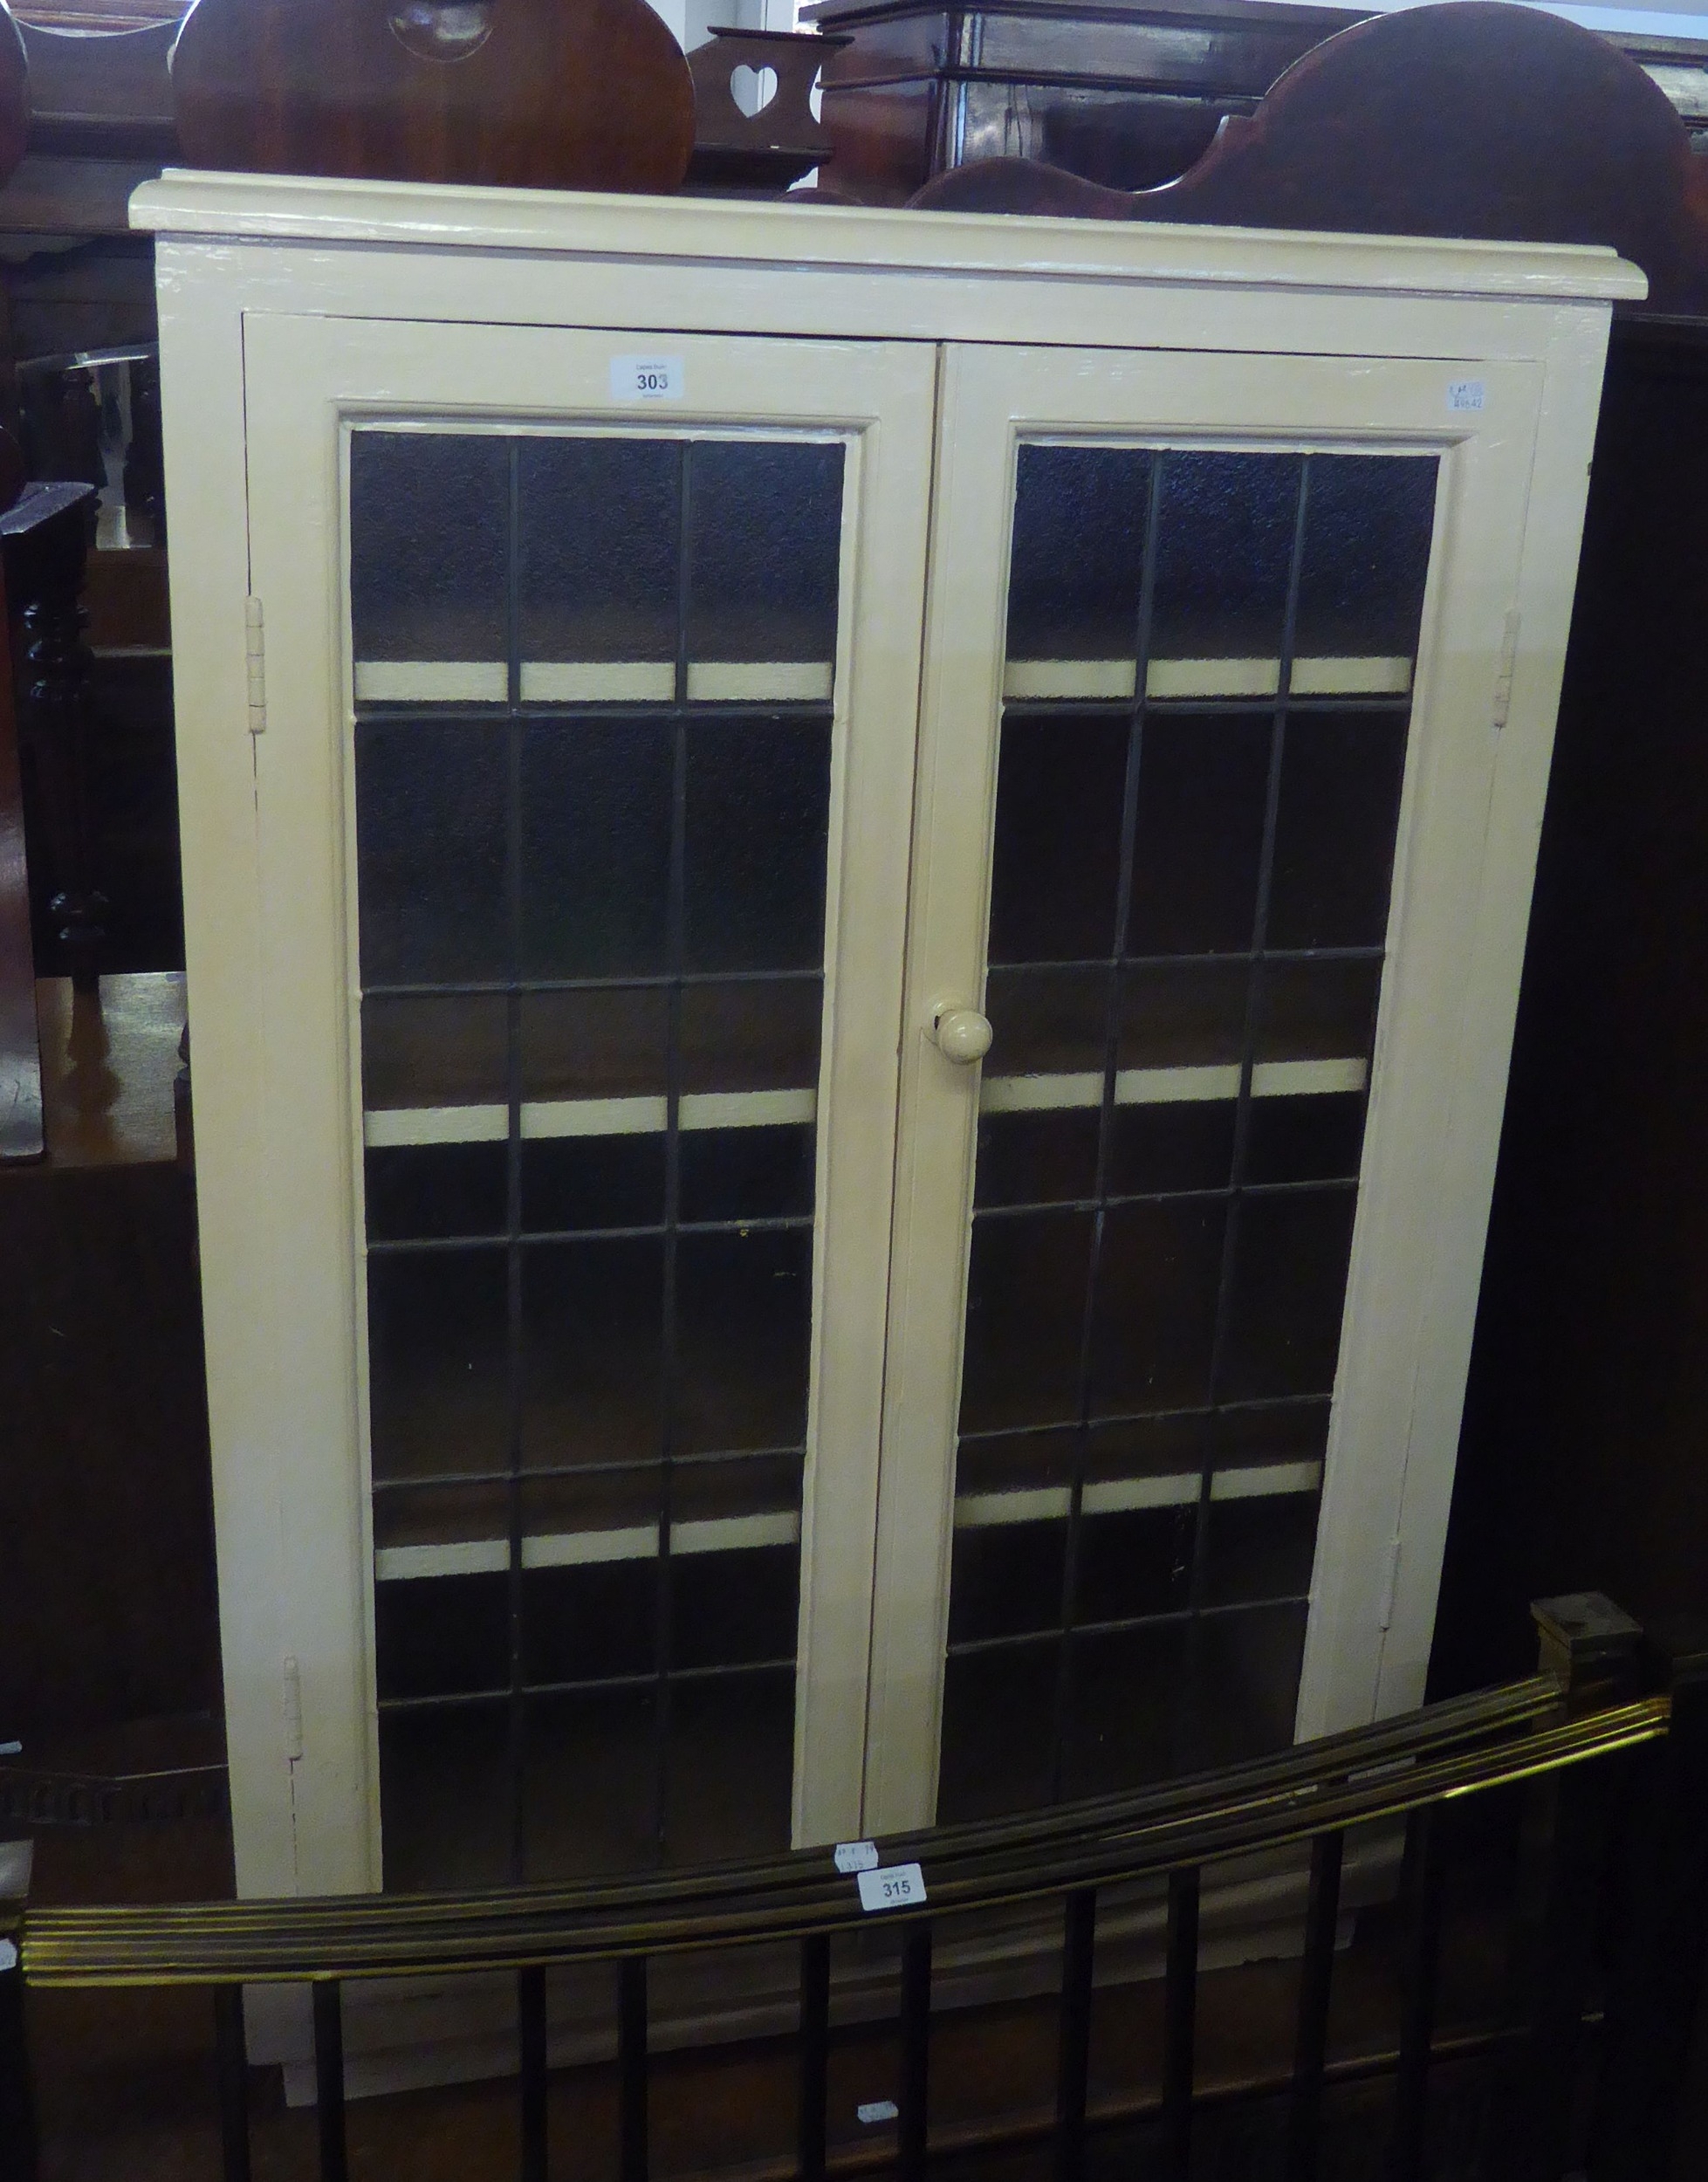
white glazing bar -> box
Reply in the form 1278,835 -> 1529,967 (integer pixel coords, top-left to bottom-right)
521,1524 -> 658,1568
1003,660 -> 1136,702
1116,1063 -> 1243,1104
1290,655 -> 1412,696
363,1087 -> 819,1148
686,662 -> 833,703
1248,1057 -> 1368,1097
997,657 -> 1411,703
677,1088 -> 817,1131
353,660 -> 508,703
364,1103 -> 509,1148
978,1071 -> 1103,1115
519,661 -> 675,703
1148,657 -> 1280,699
374,1539 -> 510,1582
356,658 -> 840,705
952,1458 -> 1324,1530
670,1511 -> 802,1554
977,1060 -> 1362,1115
1209,1460 -> 1324,1500
518,1095 -> 669,1140
376,1509 -> 804,1581
520,1509 -> 801,1569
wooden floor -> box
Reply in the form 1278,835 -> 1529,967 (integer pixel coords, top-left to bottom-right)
19,1801 -> 1526,2182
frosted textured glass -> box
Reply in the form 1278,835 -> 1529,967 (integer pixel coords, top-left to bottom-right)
1005,443 -> 1149,662
355,719 -> 508,984
351,431 -> 507,669
1293,454 -> 1438,660
520,719 -> 674,979
518,436 -> 678,666
683,717 -> 832,973
989,713 -> 1128,964
1149,451 -> 1300,663
687,440 -> 843,665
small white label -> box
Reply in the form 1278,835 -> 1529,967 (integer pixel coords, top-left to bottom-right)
834,1839 -> 879,1874
0,1938 -> 16,1973
611,355 -> 684,402
0,1740 -> 19,1756
1447,379 -> 1485,413
857,2100 -> 900,2125
857,1861 -> 927,1912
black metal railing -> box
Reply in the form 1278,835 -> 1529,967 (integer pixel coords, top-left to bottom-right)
3,1591 -> 1705,2182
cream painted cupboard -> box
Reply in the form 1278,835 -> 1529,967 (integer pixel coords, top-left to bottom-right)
133,169 -> 1641,1904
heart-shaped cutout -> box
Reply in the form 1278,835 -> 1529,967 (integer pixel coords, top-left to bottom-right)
731,63 -> 780,119
389,1 -> 495,63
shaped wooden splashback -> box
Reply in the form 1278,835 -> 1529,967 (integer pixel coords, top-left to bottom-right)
171,0 -> 696,194
907,2 -> 1708,314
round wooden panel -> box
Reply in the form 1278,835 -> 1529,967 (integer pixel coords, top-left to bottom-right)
171,0 -> 696,195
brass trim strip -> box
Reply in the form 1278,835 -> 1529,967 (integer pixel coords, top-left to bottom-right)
20,1685 -> 1662,1988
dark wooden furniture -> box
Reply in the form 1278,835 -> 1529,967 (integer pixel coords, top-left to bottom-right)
812,0 -> 1708,211
3,480 -> 102,992
0,971 -> 219,1754
0,553 -> 34,1161
169,0 -> 696,193
901,3 -> 1708,313
685,27 -> 849,194
1434,314 -> 1708,1691
0,427 -> 42,1160
810,0 -> 1361,203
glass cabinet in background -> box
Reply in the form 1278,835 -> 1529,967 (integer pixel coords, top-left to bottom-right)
134,173 -> 1638,1920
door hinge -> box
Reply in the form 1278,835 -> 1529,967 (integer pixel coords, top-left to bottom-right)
1492,608 -> 1520,731
1378,1538 -> 1403,1632
245,595 -> 266,735
281,1653 -> 304,1762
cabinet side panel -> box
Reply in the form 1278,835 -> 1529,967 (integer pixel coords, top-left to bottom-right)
1362,300 -> 1615,1723
154,247 -> 298,1896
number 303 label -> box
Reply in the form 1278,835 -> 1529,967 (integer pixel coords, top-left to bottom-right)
857,1862 -> 927,1912
611,355 -> 684,402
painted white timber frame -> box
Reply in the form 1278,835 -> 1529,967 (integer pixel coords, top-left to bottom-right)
133,168 -> 1642,1899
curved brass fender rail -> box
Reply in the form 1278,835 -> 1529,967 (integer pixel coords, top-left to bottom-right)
17,1675 -> 1561,1975
20,1685 -> 1666,1989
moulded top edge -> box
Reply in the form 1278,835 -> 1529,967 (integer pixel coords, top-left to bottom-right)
128,168 -> 1649,306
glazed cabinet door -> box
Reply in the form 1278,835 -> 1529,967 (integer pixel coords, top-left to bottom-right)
866,343 -> 1547,1832
237,317 -> 934,1891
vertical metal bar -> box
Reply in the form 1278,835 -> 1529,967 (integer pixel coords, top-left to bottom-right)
1160,1865 -> 1199,2181
1178,457 -> 1312,1772
1389,1802 -> 1446,2182
1502,1764 -> 1615,2182
0,1856 -> 38,2182
1048,454 -> 1166,1803
214,1984 -> 251,2182
1055,1888 -> 1097,2182
618,1956 -> 649,2182
798,1932 -> 830,2182
652,442 -> 694,1867
1284,1830 -> 1344,2182
1588,1616 -> 1708,2182
518,1964 -> 548,2182
312,1980 -> 348,2182
504,436 -> 528,1886
897,1922 -> 933,2182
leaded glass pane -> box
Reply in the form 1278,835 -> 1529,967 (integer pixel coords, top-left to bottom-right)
940,444 -> 1438,1811
349,428 -> 846,1884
